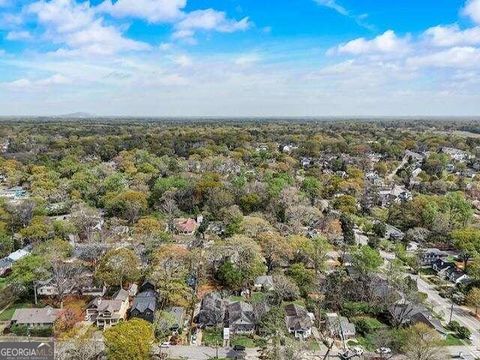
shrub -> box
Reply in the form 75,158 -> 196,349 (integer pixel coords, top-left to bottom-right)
456,326 -> 471,340
352,316 -> 384,335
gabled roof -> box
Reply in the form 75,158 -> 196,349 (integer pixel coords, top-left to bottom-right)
0,257 -> 13,269
174,218 -> 198,233
254,275 -> 274,287
284,304 -> 312,331
113,288 -> 129,302
12,306 -> 60,324
131,290 -> 156,313
228,301 -> 255,326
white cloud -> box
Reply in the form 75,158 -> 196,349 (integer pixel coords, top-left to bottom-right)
331,30 -> 410,55
314,0 -> 348,16
6,30 -> 32,41
97,0 -> 186,23
172,54 -> 192,67
27,0 -> 149,56
173,9 -> 250,39
407,46 -> 480,68
463,0 -> 480,24
234,54 -> 260,66
424,24 -> 480,46
2,74 -> 71,90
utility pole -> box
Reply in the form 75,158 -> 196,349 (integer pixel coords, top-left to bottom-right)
449,301 -> 454,323
34,282 -> 38,305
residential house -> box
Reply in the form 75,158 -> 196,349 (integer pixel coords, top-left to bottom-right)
284,304 -> 314,339
441,147 -> 469,162
389,304 -> 447,338
326,313 -> 356,340
167,307 -> 185,333
226,301 -> 256,334
432,258 -> 455,276
445,267 -> 470,285
0,187 -> 28,201
0,257 -> 13,276
385,224 -> 405,241
85,289 -> 130,328
11,306 -> 61,328
130,288 -> 157,323
36,278 -> 69,297
253,275 -> 274,291
173,218 -> 199,235
378,185 -> 412,207
421,248 -> 448,266
0,246 -> 30,277
195,292 -> 225,328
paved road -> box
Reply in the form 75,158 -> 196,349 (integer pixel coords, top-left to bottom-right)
157,345 -> 260,359
414,275 -> 480,358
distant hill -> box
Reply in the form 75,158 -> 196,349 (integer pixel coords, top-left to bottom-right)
57,112 -> 95,118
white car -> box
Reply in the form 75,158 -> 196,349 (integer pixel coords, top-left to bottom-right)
352,346 -> 364,355
160,342 -> 171,348
375,347 -> 392,354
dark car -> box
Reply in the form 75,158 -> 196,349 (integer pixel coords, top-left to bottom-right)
233,345 -> 246,352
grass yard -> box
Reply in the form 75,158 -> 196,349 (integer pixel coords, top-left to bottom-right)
202,328 -> 223,347
231,335 -> 256,348
443,334 -> 466,346
250,292 -> 266,303
0,278 -> 7,290
0,302 -> 39,321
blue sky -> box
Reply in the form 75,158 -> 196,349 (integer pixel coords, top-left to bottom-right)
0,0 -> 480,116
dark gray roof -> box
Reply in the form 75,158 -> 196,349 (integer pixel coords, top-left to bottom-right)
228,301 -> 255,327
12,306 -> 60,324
0,257 -> 13,269
284,304 -> 312,331
113,288 -> 129,302
131,290 -> 156,313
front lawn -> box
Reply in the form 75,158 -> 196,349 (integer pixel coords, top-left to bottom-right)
230,334 -> 266,348
443,334 -> 465,346
231,335 -> 256,348
202,328 -> 223,347
0,302 -> 39,321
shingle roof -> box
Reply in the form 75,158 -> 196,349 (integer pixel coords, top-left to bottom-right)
228,301 -> 255,326
11,307 -> 60,325
285,304 -> 312,331
131,290 -> 156,313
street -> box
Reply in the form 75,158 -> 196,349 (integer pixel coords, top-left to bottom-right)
156,345 -> 260,360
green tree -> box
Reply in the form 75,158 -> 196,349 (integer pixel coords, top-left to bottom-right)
352,246 -> 383,275
401,323 -> 444,360
105,190 -> 148,223
451,227 -> 480,269
96,248 -> 140,287
466,287 -> 480,316
9,255 -> 50,292
301,177 -> 322,205
340,214 -> 355,245
104,319 -> 154,360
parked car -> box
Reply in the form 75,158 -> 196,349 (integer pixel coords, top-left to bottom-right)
375,347 -> 392,354
233,345 -> 246,351
160,342 -> 171,348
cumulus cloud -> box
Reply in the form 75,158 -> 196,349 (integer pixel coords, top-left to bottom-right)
26,0 -> 150,56
6,30 -> 32,41
424,24 -> 480,46
173,9 -> 250,39
463,0 -> 480,24
97,0 -> 186,23
407,46 -> 480,68
330,30 -> 410,55
2,73 -> 71,90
